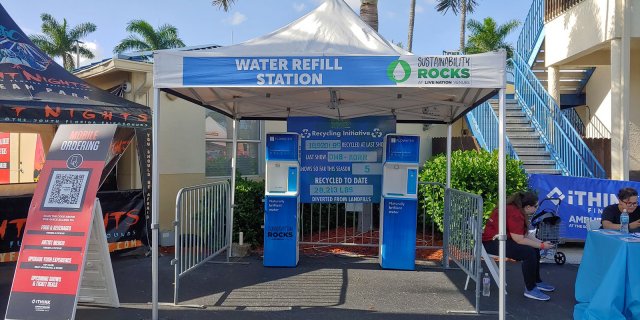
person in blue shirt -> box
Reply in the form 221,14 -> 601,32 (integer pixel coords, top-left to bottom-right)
601,187 -> 640,233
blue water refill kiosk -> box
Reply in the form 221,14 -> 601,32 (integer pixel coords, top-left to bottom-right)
264,133 -> 300,267
379,134 -> 420,270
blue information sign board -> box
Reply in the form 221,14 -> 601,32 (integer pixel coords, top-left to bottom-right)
287,116 -> 395,203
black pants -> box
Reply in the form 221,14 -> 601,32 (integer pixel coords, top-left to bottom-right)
482,239 -> 542,291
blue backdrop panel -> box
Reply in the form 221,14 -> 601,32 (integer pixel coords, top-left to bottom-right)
380,198 -> 417,270
287,116 -> 395,203
528,174 -> 640,240
264,196 -> 298,267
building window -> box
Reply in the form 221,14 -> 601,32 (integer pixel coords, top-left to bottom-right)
0,132 -> 45,184
205,112 -> 261,177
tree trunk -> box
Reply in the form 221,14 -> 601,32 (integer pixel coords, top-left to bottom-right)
407,0 -> 416,52
459,0 -> 467,52
360,0 -> 379,32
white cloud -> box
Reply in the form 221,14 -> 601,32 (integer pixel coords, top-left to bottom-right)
424,0 -> 437,4
226,12 -> 247,26
416,5 -> 424,13
75,41 -> 104,67
293,2 -> 306,12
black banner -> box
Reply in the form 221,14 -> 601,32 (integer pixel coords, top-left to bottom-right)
0,189 -> 146,262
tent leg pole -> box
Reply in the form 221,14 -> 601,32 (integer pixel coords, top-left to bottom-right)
442,124 -> 452,268
228,118 -> 238,261
151,88 -> 160,320
498,88 -> 506,320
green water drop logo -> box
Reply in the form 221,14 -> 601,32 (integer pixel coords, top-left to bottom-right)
387,60 -> 411,83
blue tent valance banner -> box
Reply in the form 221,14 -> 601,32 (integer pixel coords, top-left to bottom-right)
528,174 -> 640,240
155,52 -> 506,89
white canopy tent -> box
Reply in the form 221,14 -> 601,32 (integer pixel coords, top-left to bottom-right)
152,0 -> 509,319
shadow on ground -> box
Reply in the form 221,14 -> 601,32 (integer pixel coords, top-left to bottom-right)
1,249 -> 578,320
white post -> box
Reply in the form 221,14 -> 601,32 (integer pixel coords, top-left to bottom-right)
498,88 -> 506,320
228,118 -> 238,259
622,0 -> 630,180
446,124 -> 452,188
151,88 -> 160,320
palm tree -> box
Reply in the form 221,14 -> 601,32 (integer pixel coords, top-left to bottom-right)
360,0 -> 379,32
212,0 -> 236,11
113,20 -> 185,54
407,0 -> 416,52
464,17 -> 520,60
29,13 -> 96,71
435,0 -> 479,52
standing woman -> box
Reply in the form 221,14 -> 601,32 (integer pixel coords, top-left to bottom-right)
482,191 -> 555,301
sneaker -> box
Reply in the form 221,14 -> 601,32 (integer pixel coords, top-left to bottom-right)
524,288 -> 550,301
536,281 -> 555,292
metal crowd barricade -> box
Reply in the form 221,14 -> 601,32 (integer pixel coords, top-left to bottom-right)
444,188 -> 485,314
172,181 -> 231,305
417,182 -> 446,250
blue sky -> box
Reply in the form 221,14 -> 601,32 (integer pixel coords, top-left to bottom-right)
2,0 -> 532,65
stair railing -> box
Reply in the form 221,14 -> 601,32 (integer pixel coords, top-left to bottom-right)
465,101 -> 520,160
561,108 -> 585,137
512,55 -> 606,178
517,0 -> 544,64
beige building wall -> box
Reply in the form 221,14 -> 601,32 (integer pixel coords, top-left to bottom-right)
585,66 -> 612,134
545,0 -> 640,179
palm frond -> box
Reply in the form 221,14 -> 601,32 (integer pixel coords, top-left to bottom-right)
435,0 -> 460,15
212,0 -> 237,12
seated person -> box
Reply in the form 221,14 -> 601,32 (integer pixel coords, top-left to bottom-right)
601,187 -> 640,233
482,191 -> 555,301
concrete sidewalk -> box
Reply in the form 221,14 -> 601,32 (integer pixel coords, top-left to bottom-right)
1,247 -> 580,320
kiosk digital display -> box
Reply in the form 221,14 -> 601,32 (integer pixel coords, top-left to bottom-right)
264,133 -> 300,267
379,134 -> 420,270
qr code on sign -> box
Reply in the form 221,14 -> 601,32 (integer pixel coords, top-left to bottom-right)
42,169 -> 90,210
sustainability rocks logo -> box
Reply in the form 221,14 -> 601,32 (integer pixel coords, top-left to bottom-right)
387,60 -> 411,83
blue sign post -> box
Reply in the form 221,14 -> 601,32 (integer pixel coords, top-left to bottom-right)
264,133 -> 300,267
379,134 -> 420,270
287,116 -> 395,203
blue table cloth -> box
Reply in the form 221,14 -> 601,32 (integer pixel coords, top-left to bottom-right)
574,230 -> 640,319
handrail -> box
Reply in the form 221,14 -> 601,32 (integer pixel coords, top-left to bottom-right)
512,55 -> 606,178
544,0 -> 587,22
465,101 -> 520,160
516,0 -> 544,64
561,108 -> 585,137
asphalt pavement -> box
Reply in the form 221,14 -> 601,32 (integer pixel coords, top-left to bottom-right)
1,248 -> 579,320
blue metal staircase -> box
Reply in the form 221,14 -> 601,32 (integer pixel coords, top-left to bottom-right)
465,0 -> 606,178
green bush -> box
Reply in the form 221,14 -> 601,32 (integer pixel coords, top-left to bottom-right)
233,175 -> 265,246
419,149 -> 529,231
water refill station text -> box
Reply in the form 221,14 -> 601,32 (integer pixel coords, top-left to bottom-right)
380,135 -> 420,270
264,133 -> 301,267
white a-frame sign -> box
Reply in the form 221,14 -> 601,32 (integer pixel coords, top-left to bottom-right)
77,199 -> 120,308
5,125 -> 120,320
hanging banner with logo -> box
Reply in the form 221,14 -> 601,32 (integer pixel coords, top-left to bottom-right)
5,124 -> 116,320
0,190 -> 145,263
528,174 -> 640,240
155,52 -> 505,88
0,132 -> 9,184
287,116 -> 395,203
